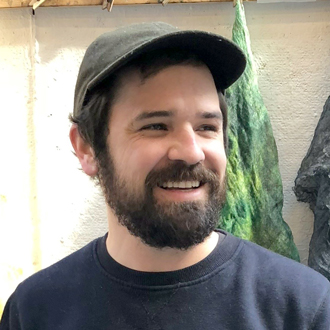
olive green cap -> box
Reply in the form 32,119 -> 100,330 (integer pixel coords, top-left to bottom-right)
74,22 -> 246,116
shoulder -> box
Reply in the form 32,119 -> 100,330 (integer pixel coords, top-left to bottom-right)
0,238 -> 103,329
218,234 -> 330,329
239,237 -> 329,286
232,236 -> 330,325
14,237 -> 99,304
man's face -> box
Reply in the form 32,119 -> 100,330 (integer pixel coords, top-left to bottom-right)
97,64 -> 227,249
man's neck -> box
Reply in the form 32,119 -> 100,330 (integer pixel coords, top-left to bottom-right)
106,209 -> 219,272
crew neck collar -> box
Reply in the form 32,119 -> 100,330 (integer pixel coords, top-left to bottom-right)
96,230 -> 241,288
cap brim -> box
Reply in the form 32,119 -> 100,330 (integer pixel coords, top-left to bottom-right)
87,30 -> 246,95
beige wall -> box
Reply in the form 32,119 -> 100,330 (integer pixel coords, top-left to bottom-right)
0,1 -> 330,313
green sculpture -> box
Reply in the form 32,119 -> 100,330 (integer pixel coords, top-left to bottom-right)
219,1 -> 300,261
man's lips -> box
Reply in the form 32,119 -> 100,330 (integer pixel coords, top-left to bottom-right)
154,181 -> 207,202
158,181 -> 204,190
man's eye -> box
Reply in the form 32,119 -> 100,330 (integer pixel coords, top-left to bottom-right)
198,125 -> 218,132
141,124 -> 168,131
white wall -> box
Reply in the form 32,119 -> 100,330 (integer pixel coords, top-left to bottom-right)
1,1 -> 330,313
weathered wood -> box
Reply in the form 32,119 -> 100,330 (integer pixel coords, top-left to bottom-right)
0,0 -> 254,9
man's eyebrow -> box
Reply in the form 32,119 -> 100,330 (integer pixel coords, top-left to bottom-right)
134,111 -> 174,122
198,111 -> 223,120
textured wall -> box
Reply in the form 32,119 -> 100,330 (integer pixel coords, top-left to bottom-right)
0,1 -> 330,312
0,9 -> 36,313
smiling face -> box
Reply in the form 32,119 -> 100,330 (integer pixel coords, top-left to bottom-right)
97,64 -> 227,249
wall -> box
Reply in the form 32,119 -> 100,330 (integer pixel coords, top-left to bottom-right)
0,0 -> 330,313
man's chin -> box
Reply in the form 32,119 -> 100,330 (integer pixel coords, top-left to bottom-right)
130,204 -> 218,249
114,200 -> 219,250
154,200 -> 207,218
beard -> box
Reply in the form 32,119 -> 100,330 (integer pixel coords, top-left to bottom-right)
97,149 -> 226,250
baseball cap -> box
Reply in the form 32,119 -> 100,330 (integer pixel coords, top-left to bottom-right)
73,22 -> 246,117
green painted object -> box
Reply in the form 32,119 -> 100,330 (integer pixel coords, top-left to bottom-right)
219,1 -> 300,261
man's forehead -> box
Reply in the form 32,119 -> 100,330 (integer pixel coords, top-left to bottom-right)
113,64 -> 219,105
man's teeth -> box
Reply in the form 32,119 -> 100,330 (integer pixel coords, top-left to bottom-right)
161,181 -> 201,189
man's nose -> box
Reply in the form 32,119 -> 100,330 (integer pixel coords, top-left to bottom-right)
167,128 -> 205,165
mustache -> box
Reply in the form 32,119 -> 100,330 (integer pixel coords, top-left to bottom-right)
145,161 -> 219,188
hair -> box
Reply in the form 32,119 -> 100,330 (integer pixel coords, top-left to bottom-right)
69,49 -> 228,160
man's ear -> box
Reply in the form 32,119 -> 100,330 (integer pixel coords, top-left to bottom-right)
69,124 -> 98,177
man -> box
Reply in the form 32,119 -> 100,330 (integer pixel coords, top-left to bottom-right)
1,22 -> 329,329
